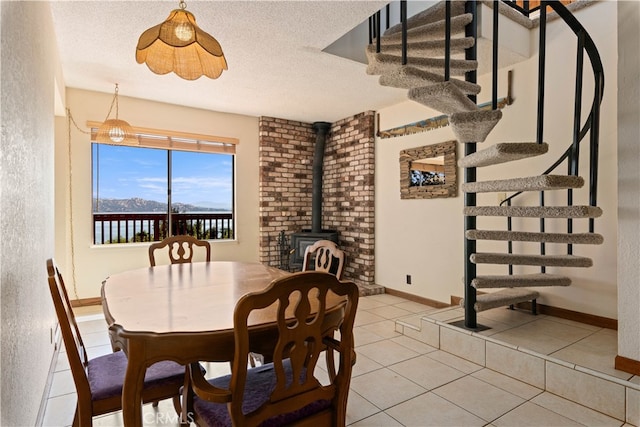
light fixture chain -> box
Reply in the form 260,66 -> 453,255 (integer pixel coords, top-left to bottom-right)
67,109 -> 90,135
104,84 -> 119,122
114,83 -> 120,120
65,108 -> 81,302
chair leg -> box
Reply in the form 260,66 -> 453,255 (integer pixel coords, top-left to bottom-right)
249,352 -> 264,367
72,405 -> 88,427
72,408 -> 80,427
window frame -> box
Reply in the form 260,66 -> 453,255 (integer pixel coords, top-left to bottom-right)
89,122 -> 238,245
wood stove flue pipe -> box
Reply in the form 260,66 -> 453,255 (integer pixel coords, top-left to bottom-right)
311,122 -> 331,234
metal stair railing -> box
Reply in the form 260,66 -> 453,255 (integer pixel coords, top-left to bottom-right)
492,1 -> 604,322
499,0 -> 604,231
364,1 -> 603,329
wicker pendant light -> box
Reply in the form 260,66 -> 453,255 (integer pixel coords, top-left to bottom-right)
136,1 -> 228,80
95,84 -> 137,145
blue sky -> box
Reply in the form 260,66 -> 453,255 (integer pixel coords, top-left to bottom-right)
92,144 -> 233,210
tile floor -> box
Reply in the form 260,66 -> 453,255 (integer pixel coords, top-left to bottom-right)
43,294 -> 639,426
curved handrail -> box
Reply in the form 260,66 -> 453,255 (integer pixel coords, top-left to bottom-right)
501,1 -> 604,207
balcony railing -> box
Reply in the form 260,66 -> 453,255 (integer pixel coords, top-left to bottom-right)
93,212 -> 234,244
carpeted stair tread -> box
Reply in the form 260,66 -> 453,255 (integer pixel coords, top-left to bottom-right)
450,110 -> 503,143
472,273 -> 572,289
409,82 -> 478,115
466,229 -> 604,244
462,175 -> 584,193
385,1 -> 468,36
461,288 -> 540,312
464,205 -> 603,218
366,53 -> 477,76
368,37 -> 474,57
379,67 -> 481,95
381,13 -> 473,44
459,143 -> 549,168
470,252 -> 593,267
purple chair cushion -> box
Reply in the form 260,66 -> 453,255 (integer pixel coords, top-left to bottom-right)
193,360 -> 331,427
87,351 -> 186,401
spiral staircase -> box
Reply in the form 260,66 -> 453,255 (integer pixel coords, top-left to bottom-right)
366,0 -> 604,328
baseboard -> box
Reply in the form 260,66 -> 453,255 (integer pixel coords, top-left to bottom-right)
615,355 -> 640,376
71,297 -> 101,307
451,295 -> 618,330
384,288 -> 450,309
517,301 -> 617,330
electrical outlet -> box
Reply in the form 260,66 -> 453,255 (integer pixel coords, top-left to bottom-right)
498,192 -> 507,204
406,274 -> 412,285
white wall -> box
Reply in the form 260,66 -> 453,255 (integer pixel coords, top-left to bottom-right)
57,89 -> 260,299
617,1 -> 640,364
376,2 -> 619,319
0,2 -> 59,424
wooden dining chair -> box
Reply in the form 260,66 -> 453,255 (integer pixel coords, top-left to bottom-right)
148,234 -> 211,267
185,271 -> 359,427
302,240 -> 345,279
46,259 -> 188,427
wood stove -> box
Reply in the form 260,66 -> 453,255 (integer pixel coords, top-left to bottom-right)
289,229 -> 338,270
289,121 -> 340,271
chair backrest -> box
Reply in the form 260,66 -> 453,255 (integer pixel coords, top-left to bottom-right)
229,271 -> 359,426
46,259 -> 92,400
302,240 -> 345,279
148,235 -> 211,267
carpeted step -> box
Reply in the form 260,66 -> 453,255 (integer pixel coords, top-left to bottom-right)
458,143 -> 549,168
450,110 -> 503,143
461,288 -> 540,312
464,205 -> 603,218
472,273 -> 572,289
368,37 -> 474,57
408,82 -> 478,115
385,1 -> 468,36
379,67 -> 481,95
466,229 -> 604,245
381,13 -> 473,44
470,252 -> 593,267
366,53 -> 477,76
462,175 -> 584,193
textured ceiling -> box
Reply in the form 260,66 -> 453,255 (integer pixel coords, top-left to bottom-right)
50,1 -> 408,123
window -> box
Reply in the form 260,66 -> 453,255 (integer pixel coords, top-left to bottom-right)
90,124 -> 237,245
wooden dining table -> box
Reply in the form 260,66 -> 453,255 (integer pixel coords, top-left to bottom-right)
101,261 -> 345,427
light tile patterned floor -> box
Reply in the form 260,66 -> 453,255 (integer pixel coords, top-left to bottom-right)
44,295 -> 638,426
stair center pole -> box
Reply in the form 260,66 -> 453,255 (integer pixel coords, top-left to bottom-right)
464,0 -> 478,330
401,0 -> 407,65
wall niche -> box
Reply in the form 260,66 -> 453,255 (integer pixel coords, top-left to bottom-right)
399,140 -> 457,199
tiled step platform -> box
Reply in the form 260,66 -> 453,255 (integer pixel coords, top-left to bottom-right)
395,305 -> 640,425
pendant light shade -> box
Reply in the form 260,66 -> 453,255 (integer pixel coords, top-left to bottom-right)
95,84 -> 138,146
136,1 -> 228,80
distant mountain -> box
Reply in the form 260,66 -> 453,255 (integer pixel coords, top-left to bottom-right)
93,197 -> 230,213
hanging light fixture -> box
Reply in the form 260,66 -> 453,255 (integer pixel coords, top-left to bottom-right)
95,84 -> 138,145
135,1 -> 228,80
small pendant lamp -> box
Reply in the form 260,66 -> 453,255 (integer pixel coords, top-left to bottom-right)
136,1 -> 228,80
95,84 -> 138,145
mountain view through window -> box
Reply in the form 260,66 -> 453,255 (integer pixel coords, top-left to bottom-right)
92,144 -> 234,244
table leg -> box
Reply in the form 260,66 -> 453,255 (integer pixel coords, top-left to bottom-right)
122,343 -> 147,427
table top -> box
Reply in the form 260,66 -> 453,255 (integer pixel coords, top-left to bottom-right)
101,261 -> 289,336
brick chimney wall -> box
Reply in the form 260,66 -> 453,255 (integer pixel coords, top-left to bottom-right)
258,111 -> 376,287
